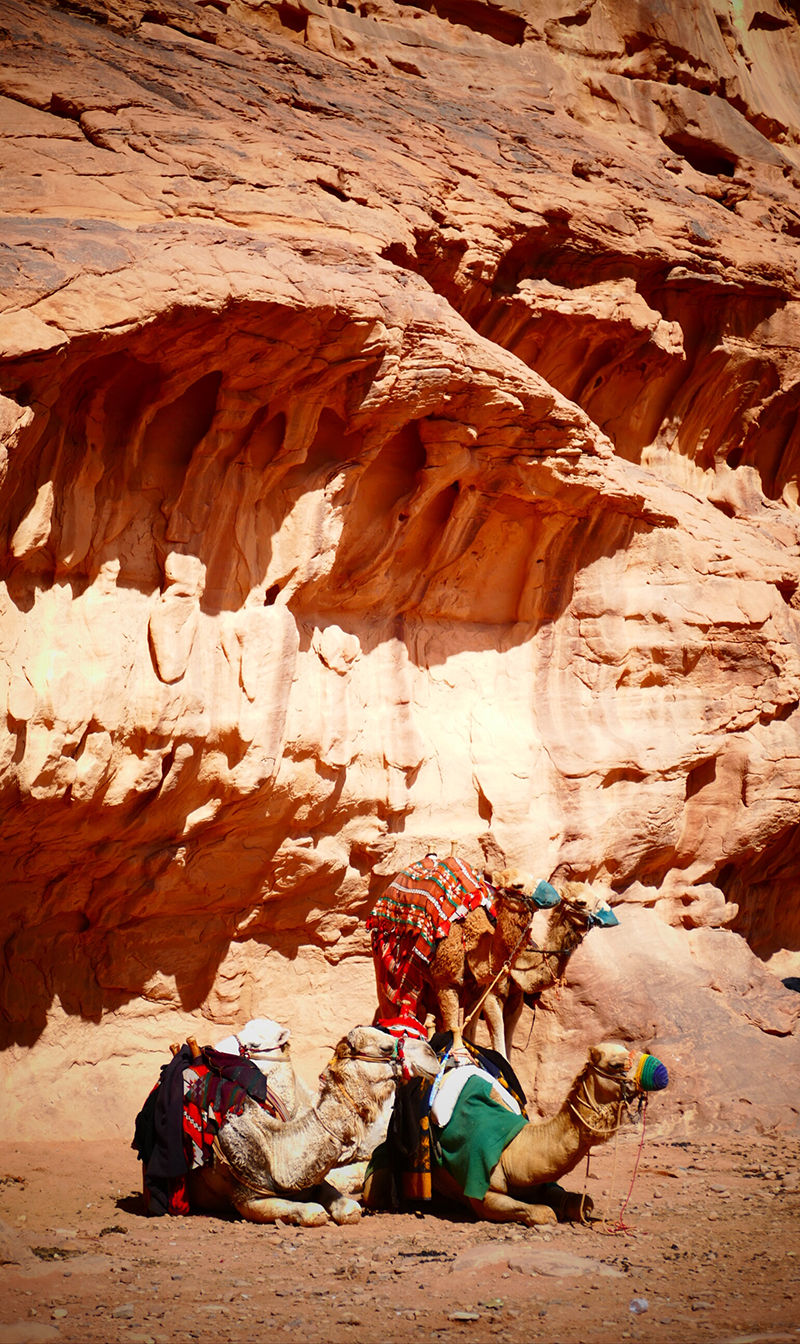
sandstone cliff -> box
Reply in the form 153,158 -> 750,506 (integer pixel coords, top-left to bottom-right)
1,0 -> 800,1135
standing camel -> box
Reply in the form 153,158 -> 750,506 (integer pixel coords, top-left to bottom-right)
188,1026 -> 438,1225
460,881 -> 619,1057
368,854 -> 617,1058
431,1041 -> 669,1225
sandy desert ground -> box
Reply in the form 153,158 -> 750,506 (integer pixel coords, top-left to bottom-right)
0,1123 -> 798,1344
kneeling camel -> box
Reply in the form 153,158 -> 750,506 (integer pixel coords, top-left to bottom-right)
433,1042 -> 667,1226
189,1026 -> 437,1225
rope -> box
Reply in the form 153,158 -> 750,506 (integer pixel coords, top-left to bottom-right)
523,997 -> 538,1050
461,918 -> 532,1033
567,1086 -> 626,1137
600,1095 -> 649,1235
329,1074 -> 372,1122
462,920 -> 587,1035
579,1151 -> 591,1224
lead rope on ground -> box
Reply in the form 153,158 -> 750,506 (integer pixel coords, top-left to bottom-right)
600,1095 -> 649,1235
580,1151 -> 591,1223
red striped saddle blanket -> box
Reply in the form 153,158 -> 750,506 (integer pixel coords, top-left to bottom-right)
366,855 -> 496,1019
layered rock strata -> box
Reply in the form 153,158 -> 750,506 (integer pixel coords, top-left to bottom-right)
1,0 -> 800,1134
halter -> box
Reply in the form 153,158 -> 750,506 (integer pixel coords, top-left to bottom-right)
319,1036 -> 408,1103
316,1040 -> 403,1134
567,1060 -> 639,1136
235,1035 -> 288,1062
495,888 -> 543,914
526,922 -> 588,963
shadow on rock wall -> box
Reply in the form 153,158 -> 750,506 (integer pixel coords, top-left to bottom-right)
2,0 -> 800,1130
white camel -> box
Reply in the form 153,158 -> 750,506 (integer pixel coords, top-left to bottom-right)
190,1026 -> 438,1225
215,1018 -> 314,1120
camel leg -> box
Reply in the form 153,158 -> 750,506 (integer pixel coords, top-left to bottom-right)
233,1194 -> 330,1226
536,1182 -> 594,1223
325,1162 -> 368,1197
468,1189 -> 558,1227
503,987 -> 524,1056
314,1179 -> 361,1225
436,983 -> 462,1035
480,992 -> 507,1058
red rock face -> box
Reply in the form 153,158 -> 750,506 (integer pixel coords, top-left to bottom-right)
1,0 -> 800,1133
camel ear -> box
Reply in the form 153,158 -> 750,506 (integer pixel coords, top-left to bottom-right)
588,1045 -> 603,1065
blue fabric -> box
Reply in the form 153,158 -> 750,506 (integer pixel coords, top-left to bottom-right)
590,904 -> 619,927
533,880 -> 560,908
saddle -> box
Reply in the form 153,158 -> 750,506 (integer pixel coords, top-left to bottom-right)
133,1042 -> 289,1216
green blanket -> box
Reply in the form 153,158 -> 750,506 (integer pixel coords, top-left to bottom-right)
435,1075 -> 528,1200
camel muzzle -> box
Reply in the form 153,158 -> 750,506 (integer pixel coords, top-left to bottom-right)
633,1052 -> 669,1092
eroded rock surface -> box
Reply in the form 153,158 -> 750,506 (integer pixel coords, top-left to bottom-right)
1,0 -> 800,1134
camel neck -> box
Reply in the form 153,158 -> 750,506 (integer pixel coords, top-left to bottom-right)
548,907 -> 583,953
259,1092 -> 358,1192
501,1103 -> 589,1188
500,1073 -> 617,1188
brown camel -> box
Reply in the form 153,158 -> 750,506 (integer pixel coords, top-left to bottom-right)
434,878 -> 612,1058
457,881 -> 613,1059
433,1042 -> 666,1225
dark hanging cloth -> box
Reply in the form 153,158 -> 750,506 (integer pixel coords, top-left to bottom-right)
132,1045 -> 270,1217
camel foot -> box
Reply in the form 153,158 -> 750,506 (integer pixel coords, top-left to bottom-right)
328,1195 -> 362,1225
534,1183 -> 594,1224
470,1191 -> 558,1226
234,1197 -> 330,1226
519,1205 -> 558,1227
559,1191 -> 594,1223
278,1203 -> 330,1227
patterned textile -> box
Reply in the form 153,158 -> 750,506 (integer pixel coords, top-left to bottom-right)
367,855 -> 496,1018
376,1015 -> 429,1041
134,1045 -> 282,1217
182,1047 -> 284,1170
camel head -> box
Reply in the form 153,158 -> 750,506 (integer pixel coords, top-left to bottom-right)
325,1026 -> 439,1119
558,882 -> 619,931
587,1041 -> 669,1105
587,1041 -> 637,1103
331,1026 -> 437,1078
215,1018 -> 291,1064
487,869 -> 560,911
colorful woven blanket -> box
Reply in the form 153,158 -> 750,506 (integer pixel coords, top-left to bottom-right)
367,855 -> 495,1017
134,1045 -> 286,1217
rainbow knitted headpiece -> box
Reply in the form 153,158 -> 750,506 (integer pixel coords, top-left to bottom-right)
634,1052 -> 669,1091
